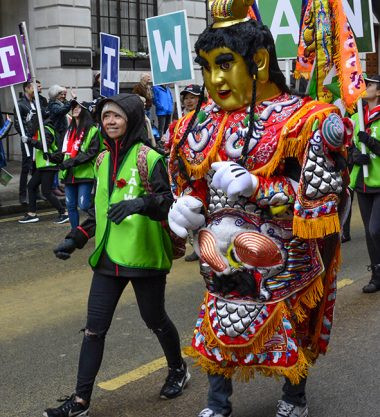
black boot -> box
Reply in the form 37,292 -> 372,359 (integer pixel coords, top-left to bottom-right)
362,264 -> 380,293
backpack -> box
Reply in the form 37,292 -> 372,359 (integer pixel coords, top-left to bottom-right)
137,144 -> 186,260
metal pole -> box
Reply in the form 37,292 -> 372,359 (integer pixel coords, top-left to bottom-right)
10,85 -> 30,157
19,22 -> 47,153
357,97 -> 369,178
285,59 -> 291,87
174,84 -> 183,119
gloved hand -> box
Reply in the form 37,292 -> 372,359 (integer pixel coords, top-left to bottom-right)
358,131 -> 371,144
59,159 -> 74,170
352,151 -> 370,166
21,135 -> 31,144
211,161 -> 258,201
49,151 -> 64,164
107,198 -> 144,225
43,152 -> 50,161
168,196 -> 205,238
53,238 -> 76,260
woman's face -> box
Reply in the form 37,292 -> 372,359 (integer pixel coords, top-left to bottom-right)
102,111 -> 128,140
57,89 -> 67,102
365,81 -> 380,103
72,104 -> 82,119
183,93 -> 200,112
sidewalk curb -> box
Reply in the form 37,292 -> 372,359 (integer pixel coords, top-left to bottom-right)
0,199 -> 64,218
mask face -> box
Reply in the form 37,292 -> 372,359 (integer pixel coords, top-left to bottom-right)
198,47 -> 253,111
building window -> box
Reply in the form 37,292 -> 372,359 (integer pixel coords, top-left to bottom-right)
91,0 -> 158,54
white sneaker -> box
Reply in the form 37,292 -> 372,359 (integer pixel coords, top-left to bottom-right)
198,407 -> 232,417
276,400 -> 308,417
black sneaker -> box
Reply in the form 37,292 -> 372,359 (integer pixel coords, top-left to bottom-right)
18,213 -> 39,224
43,394 -> 89,417
54,214 -> 70,224
160,360 -> 191,399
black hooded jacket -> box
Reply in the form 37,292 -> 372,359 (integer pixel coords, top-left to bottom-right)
68,93 -> 174,277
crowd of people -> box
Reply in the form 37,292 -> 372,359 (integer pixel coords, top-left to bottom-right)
0,3 -> 380,417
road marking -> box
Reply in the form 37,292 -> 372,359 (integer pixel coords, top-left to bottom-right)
98,352 -> 188,391
0,210 -> 56,223
337,278 -> 354,289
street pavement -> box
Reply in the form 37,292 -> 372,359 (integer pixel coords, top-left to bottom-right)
0,193 -> 379,417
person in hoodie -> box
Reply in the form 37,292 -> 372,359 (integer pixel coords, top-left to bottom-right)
350,75 -> 380,293
152,84 -> 173,138
43,93 -> 190,417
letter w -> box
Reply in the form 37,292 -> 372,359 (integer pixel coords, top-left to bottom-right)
153,26 -> 182,72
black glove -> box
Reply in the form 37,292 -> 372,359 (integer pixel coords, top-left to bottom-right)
358,131 -> 370,144
352,151 -> 370,166
107,198 -> 144,225
43,152 -> 50,161
53,238 -> 76,260
49,151 -> 64,164
59,159 -> 74,170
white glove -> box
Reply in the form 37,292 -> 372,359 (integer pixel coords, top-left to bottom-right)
21,135 -> 30,144
168,196 -> 205,238
211,161 -> 258,201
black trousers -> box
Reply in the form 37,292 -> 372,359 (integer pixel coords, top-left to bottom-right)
27,169 -> 64,214
75,271 -> 182,402
157,115 -> 171,138
19,141 -> 33,199
357,191 -> 380,265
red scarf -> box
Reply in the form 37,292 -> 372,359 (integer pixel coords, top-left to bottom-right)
66,128 -> 85,158
365,104 -> 380,130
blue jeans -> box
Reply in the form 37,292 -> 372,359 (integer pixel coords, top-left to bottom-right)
207,374 -> 307,414
65,182 -> 93,228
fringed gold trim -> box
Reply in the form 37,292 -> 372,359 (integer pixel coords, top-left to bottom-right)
292,275 -> 324,323
294,70 -> 311,81
253,102 -> 338,179
177,113 -> 230,180
185,345 -> 311,385
200,300 -> 288,357
309,244 -> 341,353
293,213 -> 340,239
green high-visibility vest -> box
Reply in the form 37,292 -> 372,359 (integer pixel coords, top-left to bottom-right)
350,113 -> 380,189
89,142 -> 173,271
60,126 -> 100,181
35,125 -> 58,169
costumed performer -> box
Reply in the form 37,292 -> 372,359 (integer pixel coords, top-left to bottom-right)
167,1 -> 352,416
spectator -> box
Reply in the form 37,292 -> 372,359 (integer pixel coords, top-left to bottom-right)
180,84 -> 202,114
36,80 -> 48,110
0,104 -> 13,206
350,75 -> 380,293
14,81 -> 36,205
152,84 -> 173,138
92,72 -> 101,100
59,100 -> 102,228
18,116 -> 69,224
43,94 -> 189,417
48,84 -> 77,148
132,72 -> 153,118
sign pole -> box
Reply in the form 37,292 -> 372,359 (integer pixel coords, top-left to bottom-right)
174,84 -> 183,119
285,59 -> 291,87
10,85 -> 30,157
19,22 -> 47,154
357,97 -> 369,178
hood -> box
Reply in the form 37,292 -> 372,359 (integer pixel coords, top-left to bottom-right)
98,93 -> 149,153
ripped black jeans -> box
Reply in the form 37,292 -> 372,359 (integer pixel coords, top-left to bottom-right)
75,271 -> 182,402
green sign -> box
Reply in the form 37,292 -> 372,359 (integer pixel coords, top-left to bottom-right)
256,0 -> 375,59
146,10 -> 194,85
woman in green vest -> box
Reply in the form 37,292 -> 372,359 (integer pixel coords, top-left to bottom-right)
350,75 -> 380,293
18,117 -> 69,224
43,94 -> 189,417
59,100 -> 101,228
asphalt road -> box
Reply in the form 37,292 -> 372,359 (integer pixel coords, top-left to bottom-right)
0,202 -> 379,417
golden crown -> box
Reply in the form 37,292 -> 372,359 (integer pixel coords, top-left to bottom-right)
209,0 -> 255,28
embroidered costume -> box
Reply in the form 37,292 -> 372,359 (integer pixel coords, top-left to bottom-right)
169,92 -> 350,384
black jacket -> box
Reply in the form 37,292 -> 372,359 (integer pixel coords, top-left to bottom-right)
69,93 -> 174,277
14,95 -> 35,137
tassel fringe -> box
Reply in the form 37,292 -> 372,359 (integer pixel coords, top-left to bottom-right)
293,214 -> 340,239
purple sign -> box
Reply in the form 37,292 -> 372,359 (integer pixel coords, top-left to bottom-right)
0,35 -> 27,88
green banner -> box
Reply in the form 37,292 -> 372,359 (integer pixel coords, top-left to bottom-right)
146,10 -> 194,85
257,0 -> 375,59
